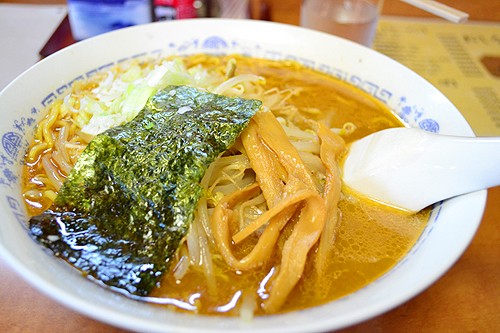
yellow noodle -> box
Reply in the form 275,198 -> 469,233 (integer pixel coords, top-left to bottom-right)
44,189 -> 57,202
27,143 -> 48,163
41,101 -> 60,148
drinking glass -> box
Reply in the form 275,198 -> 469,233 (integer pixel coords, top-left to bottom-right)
300,0 -> 383,47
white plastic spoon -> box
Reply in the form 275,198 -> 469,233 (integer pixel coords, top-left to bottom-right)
342,127 -> 500,212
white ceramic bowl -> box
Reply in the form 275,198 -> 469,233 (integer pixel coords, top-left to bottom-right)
0,19 -> 486,332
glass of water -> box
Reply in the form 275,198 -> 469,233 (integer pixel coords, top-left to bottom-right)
300,0 -> 383,47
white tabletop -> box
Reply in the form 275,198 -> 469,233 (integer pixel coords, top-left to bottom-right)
0,4 -> 67,90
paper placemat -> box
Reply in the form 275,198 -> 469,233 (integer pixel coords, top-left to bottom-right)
374,17 -> 500,136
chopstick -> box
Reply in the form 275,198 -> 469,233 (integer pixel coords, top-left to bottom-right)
401,0 -> 469,23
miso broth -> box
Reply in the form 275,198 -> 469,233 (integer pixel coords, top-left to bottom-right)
23,55 -> 429,317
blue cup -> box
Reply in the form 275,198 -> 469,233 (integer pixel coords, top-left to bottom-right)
67,0 -> 153,40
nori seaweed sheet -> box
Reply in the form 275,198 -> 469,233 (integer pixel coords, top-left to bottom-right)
29,86 -> 261,296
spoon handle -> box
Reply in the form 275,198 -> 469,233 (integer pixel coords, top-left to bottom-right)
438,134 -> 500,196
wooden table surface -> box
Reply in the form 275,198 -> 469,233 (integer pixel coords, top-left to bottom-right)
1,0 -> 499,332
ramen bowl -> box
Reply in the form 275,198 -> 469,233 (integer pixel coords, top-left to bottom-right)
0,19 -> 486,332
